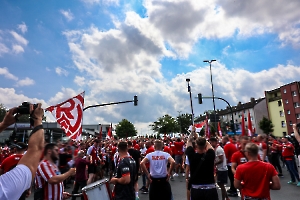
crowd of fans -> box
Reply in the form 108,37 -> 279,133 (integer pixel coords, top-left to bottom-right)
0,106 -> 300,200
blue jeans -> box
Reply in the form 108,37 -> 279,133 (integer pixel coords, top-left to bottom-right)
285,159 -> 300,182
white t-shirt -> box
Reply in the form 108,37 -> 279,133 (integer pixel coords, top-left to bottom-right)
0,164 -> 32,200
215,146 -> 227,171
146,150 -> 171,178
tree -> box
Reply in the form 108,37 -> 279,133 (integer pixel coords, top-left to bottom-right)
150,114 -> 179,134
176,113 -> 192,134
259,116 -> 274,135
0,103 -> 31,123
115,119 -> 137,138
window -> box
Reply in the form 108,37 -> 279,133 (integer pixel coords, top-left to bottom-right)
292,91 -> 297,96
281,121 -> 286,127
287,110 -> 291,115
296,113 -> 300,119
279,110 -> 284,117
278,101 -> 282,106
283,132 -> 287,136
251,116 -> 253,121
274,93 -> 277,97
283,89 -> 286,93
290,121 -> 293,126
285,99 -> 289,104
245,117 -> 247,122
294,102 -> 300,108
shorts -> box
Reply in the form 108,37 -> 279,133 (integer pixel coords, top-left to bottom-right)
191,188 -> 218,200
0,164 -> 32,200
175,155 -> 183,164
88,164 -> 96,174
217,170 -> 228,184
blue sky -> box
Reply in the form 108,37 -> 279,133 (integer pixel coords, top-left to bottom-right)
1,0 -> 300,134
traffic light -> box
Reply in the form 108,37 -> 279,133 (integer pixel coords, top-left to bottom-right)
134,95 -> 138,106
198,93 -> 203,104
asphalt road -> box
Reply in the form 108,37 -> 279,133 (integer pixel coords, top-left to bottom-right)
27,165 -> 299,200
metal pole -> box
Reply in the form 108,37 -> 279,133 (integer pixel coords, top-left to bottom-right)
186,79 -> 194,125
209,62 -> 217,128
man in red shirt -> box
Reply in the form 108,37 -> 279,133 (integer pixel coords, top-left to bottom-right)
234,143 -> 281,199
86,139 -> 100,184
222,136 -> 238,196
173,138 -> 184,177
281,136 -> 300,186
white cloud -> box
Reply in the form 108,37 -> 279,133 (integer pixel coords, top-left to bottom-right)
0,43 -> 9,56
81,0 -> 119,5
17,22 -> 27,34
0,88 -> 47,110
55,67 -> 69,76
12,44 -> 24,54
0,67 -> 18,81
74,76 -> 86,86
60,9 -> 74,22
10,31 -> 28,46
16,77 -> 35,87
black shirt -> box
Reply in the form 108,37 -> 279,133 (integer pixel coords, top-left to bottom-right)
114,156 -> 136,200
185,147 -> 215,185
128,148 -> 141,171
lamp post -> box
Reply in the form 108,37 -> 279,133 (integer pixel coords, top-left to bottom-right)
177,111 -> 182,133
186,78 -> 194,125
203,60 -> 217,129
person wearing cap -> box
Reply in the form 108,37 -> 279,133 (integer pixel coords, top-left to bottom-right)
0,104 -> 45,200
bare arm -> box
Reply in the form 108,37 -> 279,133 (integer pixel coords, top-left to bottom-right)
140,157 -> 149,176
48,168 -> 76,184
231,162 -> 237,175
110,174 -> 131,185
0,108 -> 18,133
292,124 -> 300,143
234,178 -> 242,189
168,156 -> 175,175
215,155 -> 224,165
18,104 -> 45,179
270,175 -> 281,190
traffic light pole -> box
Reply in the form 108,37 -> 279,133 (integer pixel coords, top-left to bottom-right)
196,95 -> 236,134
83,96 -> 138,111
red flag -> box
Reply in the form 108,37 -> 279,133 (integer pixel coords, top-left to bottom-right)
248,111 -> 253,136
205,114 -> 210,138
99,126 -> 102,140
218,122 -> 222,138
46,92 -> 85,140
241,112 -> 246,136
106,123 -> 112,139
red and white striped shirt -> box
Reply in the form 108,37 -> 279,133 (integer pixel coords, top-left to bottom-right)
36,159 -> 64,200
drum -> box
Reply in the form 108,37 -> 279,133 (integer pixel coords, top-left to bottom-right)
82,179 -> 112,200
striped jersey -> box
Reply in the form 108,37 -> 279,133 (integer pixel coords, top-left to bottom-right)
36,159 -> 64,200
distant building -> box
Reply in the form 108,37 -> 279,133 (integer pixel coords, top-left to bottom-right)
265,81 -> 300,137
195,97 -> 268,135
0,122 -> 112,144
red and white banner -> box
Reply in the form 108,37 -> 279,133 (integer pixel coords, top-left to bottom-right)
106,123 -> 112,140
241,112 -> 246,136
248,111 -> 253,136
46,92 -> 85,140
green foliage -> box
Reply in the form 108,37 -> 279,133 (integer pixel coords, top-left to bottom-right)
150,114 -> 179,134
115,119 -> 137,138
259,116 -> 274,135
176,113 -> 192,134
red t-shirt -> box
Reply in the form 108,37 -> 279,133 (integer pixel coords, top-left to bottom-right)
0,154 -> 23,173
170,143 -> 175,156
282,142 -> 294,160
163,146 -> 172,155
235,161 -> 277,199
174,141 -> 184,155
224,142 -> 238,164
134,144 -> 140,151
231,151 -> 248,166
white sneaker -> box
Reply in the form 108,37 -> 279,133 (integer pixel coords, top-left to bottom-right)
182,173 -> 185,177
173,173 -> 179,177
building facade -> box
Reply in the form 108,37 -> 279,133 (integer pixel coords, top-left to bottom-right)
265,82 -> 300,137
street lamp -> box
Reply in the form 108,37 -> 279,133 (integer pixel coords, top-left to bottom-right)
186,78 -> 194,125
203,60 -> 217,128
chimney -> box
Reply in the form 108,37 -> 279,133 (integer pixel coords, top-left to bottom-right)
250,97 -> 255,104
